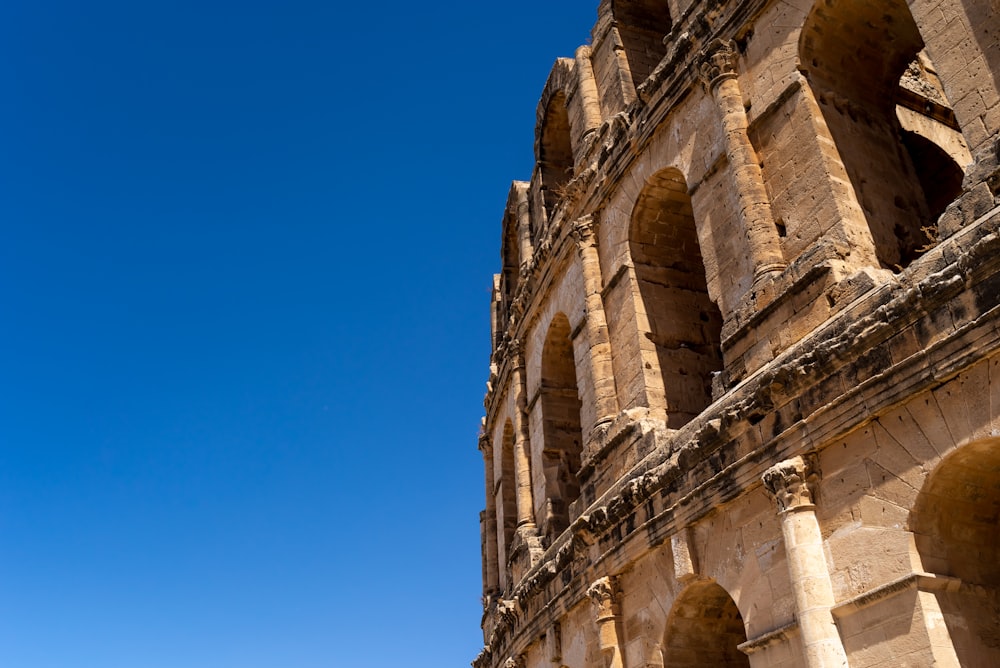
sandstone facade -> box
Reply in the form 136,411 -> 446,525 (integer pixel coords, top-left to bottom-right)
475,1 -> 1000,667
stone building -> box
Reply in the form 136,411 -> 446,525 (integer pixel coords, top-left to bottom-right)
474,0 -> 1000,666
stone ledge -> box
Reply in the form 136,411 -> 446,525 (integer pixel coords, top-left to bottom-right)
738,620 -> 800,656
831,572 -> 962,619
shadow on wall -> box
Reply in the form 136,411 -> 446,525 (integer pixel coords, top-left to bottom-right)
959,0 -> 1000,106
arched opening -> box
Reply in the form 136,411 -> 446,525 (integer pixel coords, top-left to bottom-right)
800,0 -> 966,272
539,93 -> 574,217
539,313 -> 583,544
498,420 -> 518,569
630,168 -> 722,428
662,580 -> 750,667
910,438 -> 1000,664
612,0 -> 672,87
900,130 -> 965,231
500,209 -> 521,328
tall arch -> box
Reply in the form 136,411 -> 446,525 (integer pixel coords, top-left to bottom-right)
800,0 -> 966,271
630,168 -> 722,428
612,0 -> 672,88
539,93 -> 574,217
500,207 -> 521,329
910,438 -> 1000,664
539,313 -> 583,544
498,420 -> 518,573
662,580 -> 750,667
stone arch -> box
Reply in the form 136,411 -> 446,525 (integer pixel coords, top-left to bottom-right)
909,437 -> 1000,664
611,0 -> 672,88
500,200 -> 521,320
538,92 -> 574,217
629,168 -> 722,428
539,312 -> 584,543
661,580 -> 750,667
498,419 -> 518,569
799,0 -> 966,272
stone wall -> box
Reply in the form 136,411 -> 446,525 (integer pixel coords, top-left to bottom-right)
476,0 -> 1000,666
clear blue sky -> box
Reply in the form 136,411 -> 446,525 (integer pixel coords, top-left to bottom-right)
0,2 -> 596,666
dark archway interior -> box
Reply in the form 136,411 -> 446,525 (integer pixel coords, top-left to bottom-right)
612,0 -> 672,87
630,168 -> 722,428
499,420 -> 517,565
662,580 -> 750,667
539,313 -> 583,543
539,94 -> 574,217
800,0 -> 964,271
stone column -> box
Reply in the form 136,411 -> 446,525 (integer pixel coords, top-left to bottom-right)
571,216 -> 619,429
763,456 -> 849,668
574,46 -> 604,132
511,343 -> 537,530
588,576 -> 625,668
515,182 -> 534,270
700,39 -> 786,285
479,433 -> 500,595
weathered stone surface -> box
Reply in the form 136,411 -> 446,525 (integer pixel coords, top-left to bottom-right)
476,1 -> 1000,667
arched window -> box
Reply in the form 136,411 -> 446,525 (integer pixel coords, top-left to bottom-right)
800,0 -> 966,271
910,438 -> 1000,665
539,94 -> 574,217
539,313 -> 583,544
612,0 -> 672,88
630,168 -> 722,427
662,580 -> 750,667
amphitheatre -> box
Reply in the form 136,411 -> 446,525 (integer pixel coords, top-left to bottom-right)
474,0 -> 1000,666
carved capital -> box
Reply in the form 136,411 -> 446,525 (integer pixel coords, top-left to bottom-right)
502,656 -> 525,668
507,338 -> 526,366
587,576 -> 620,618
496,598 -> 520,628
699,39 -> 739,90
509,293 -> 526,321
570,214 -> 600,250
762,455 -> 818,511
478,431 -> 492,455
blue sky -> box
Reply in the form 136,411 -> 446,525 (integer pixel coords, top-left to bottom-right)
0,2 -> 596,666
